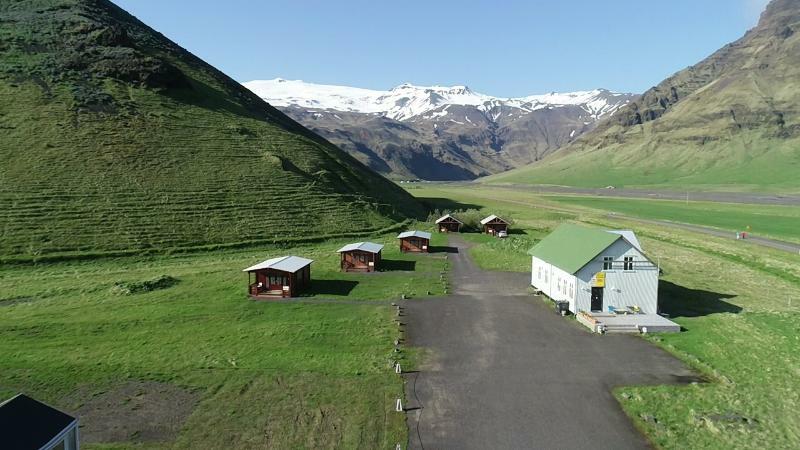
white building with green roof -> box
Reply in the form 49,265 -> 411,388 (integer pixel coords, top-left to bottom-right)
529,224 -> 659,315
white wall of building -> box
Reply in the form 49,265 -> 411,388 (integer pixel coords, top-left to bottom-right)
531,256 -> 578,312
575,239 -> 658,314
532,237 -> 659,314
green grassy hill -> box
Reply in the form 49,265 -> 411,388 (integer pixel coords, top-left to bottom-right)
0,0 -> 424,262
485,0 -> 800,192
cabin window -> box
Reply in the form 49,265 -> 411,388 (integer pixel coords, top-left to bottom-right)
268,275 -> 286,286
603,256 -> 613,270
624,256 -> 634,271
537,266 -> 542,279
569,282 -> 574,298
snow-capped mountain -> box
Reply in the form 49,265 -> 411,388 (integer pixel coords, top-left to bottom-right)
243,78 -> 637,180
245,78 -> 631,121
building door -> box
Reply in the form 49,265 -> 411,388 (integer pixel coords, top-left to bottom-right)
591,287 -> 604,312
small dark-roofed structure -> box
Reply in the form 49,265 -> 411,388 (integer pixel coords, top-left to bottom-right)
337,242 -> 384,272
0,393 -> 79,450
397,230 -> 432,253
435,214 -> 462,233
480,214 -> 510,235
243,256 -> 313,298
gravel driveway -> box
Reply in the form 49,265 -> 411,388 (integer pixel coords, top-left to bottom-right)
401,235 -> 697,449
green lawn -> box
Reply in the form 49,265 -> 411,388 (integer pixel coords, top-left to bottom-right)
408,184 -> 800,450
459,232 -> 541,273
0,231 -> 447,449
545,195 -> 800,244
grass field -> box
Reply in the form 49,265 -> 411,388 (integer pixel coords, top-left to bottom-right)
0,230 -> 448,449
408,184 -> 800,449
544,195 -> 800,244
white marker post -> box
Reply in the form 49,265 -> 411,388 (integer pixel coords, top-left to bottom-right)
395,362 -> 402,374
395,398 -> 403,412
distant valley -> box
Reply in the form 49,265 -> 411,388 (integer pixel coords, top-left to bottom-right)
244,79 -> 636,180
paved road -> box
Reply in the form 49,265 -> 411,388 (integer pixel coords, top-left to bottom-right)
402,236 -> 698,450
606,214 -> 800,255
487,183 -> 800,206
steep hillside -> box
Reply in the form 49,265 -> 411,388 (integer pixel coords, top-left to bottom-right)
0,0 -> 424,261
245,80 -> 635,180
486,0 -> 800,192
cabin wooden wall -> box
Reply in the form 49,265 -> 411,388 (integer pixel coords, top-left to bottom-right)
400,237 -> 429,253
341,250 -> 380,272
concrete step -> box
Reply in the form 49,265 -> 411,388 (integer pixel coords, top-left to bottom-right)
601,324 -> 641,334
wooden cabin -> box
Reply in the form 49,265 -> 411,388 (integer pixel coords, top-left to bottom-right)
397,231 -> 432,253
337,242 -> 384,272
243,256 -> 313,298
435,214 -> 463,233
481,215 -> 510,235
0,394 -> 79,450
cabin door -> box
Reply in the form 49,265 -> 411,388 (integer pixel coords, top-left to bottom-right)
591,287 -> 604,312
268,274 -> 286,291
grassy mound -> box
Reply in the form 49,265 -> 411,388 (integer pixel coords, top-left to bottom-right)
111,275 -> 178,295
0,0 -> 424,262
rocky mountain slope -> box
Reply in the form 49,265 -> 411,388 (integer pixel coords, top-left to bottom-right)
486,0 -> 800,192
245,79 -> 635,180
0,0 -> 424,261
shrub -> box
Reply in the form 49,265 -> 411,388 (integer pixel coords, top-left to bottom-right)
112,275 -> 179,295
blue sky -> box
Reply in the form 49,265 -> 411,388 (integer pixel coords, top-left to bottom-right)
115,0 -> 770,97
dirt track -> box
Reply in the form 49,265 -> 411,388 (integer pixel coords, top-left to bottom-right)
488,183 -> 800,206
608,214 -> 800,254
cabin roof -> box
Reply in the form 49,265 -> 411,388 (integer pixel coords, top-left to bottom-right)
0,394 -> 77,450
397,230 -> 432,240
528,223 -> 622,274
435,214 -> 462,224
336,242 -> 384,254
480,214 -> 508,225
242,255 -> 314,273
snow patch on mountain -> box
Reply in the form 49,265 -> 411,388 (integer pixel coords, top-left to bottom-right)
243,78 -> 633,122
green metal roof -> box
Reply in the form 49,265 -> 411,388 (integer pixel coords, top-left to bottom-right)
527,223 -> 621,274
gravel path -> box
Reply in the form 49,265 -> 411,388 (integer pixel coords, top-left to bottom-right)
402,236 -> 698,449
607,214 -> 800,254
489,184 -> 800,206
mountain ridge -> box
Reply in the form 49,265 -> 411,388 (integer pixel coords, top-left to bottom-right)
244,79 -> 631,122
244,79 -> 636,180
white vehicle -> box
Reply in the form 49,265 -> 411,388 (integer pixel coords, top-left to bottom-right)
497,230 -> 508,238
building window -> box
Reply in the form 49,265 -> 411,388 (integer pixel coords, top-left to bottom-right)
538,266 -> 542,279
603,256 -> 613,270
624,256 -> 634,271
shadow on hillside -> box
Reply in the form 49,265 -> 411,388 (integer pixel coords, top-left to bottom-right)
417,197 -> 482,213
658,280 -> 741,318
165,78 -> 257,119
380,260 -> 417,272
307,280 -> 359,296
429,246 -> 458,254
